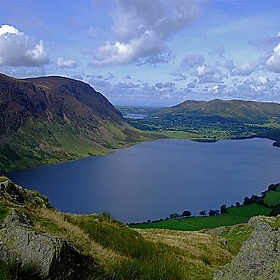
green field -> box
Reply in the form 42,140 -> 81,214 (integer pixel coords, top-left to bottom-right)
130,204 -> 272,231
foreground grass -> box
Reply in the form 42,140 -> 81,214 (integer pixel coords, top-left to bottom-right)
19,208 -> 233,280
2,179 -> 278,279
134,228 -> 232,279
130,204 -> 271,231
2,173 -> 239,280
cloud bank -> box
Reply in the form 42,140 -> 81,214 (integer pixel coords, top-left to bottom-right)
56,57 -> 78,69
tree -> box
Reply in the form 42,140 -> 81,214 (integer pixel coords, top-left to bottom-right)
243,196 -> 250,205
220,204 -> 228,214
182,210 -> 192,217
209,209 -> 219,216
208,209 -> 215,216
268,184 -> 277,192
236,201 -> 240,207
169,213 -> 179,219
199,210 -> 206,216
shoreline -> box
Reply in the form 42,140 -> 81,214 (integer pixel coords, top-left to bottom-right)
3,134 -> 279,174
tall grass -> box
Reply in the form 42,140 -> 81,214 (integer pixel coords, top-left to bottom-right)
111,257 -> 184,280
0,203 -> 9,223
66,213 -> 185,279
0,260 -> 42,280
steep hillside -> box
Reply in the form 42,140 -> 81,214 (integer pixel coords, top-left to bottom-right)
0,73 -> 154,171
158,99 -> 280,123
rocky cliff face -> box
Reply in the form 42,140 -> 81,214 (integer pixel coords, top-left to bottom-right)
214,216 -> 280,280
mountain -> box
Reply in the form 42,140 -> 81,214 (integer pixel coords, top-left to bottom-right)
0,73 -> 153,171
158,99 -> 280,123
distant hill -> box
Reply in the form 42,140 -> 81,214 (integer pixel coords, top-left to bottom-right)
123,99 -> 280,146
158,99 -> 280,123
0,73 -> 152,171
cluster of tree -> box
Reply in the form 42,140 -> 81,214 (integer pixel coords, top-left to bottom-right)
169,205 -> 229,220
168,210 -> 192,219
128,183 -> 280,226
243,195 -> 264,206
266,183 -> 280,192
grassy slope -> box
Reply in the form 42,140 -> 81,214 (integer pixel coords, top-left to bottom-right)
0,177 -> 233,280
0,118 -> 160,172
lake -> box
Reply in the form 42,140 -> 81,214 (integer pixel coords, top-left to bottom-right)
7,138 -> 280,223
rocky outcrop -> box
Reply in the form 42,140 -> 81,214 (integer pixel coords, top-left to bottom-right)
0,179 -> 51,209
214,216 -> 280,280
0,209 -> 103,279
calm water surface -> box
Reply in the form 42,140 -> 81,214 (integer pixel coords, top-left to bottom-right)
8,138 -> 280,223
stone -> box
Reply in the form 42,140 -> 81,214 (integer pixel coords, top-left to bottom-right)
213,216 -> 280,280
0,180 -> 51,209
0,209 -> 103,279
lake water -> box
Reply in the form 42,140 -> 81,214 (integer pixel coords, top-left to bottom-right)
7,138 -> 280,223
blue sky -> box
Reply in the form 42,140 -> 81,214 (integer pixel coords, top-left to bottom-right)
0,0 -> 280,106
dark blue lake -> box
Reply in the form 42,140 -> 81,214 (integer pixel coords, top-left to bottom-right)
8,138 -> 280,223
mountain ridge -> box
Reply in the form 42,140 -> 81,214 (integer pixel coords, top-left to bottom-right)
159,99 -> 280,123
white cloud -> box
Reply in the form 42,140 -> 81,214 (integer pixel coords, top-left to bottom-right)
230,62 -> 256,76
142,83 -> 156,92
0,24 -> 22,36
256,75 -> 270,86
90,30 -> 167,66
209,46 -> 225,58
187,79 -> 198,89
265,43 -> 280,73
56,57 -> 78,69
116,82 -> 140,89
90,0 -> 206,67
244,75 -> 272,87
196,65 -> 216,77
170,70 -> 187,81
181,54 -> 205,68
0,24 -> 49,67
